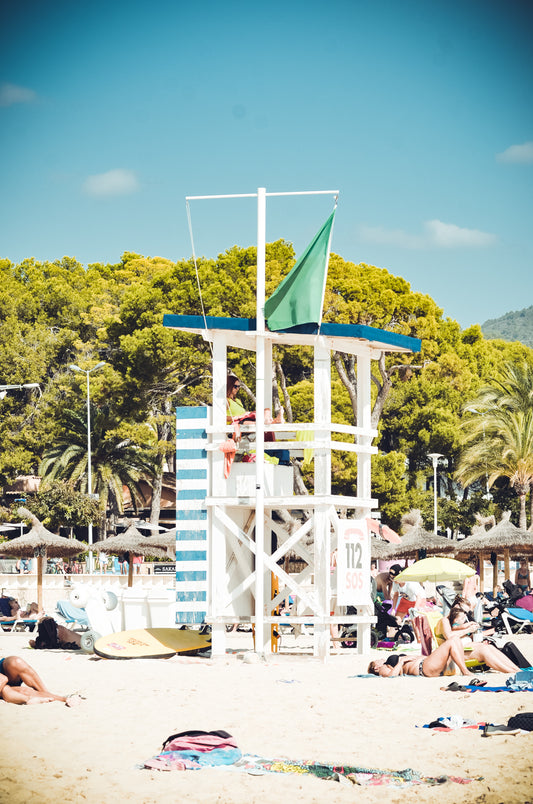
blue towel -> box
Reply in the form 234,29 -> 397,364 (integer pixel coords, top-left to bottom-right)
56,599 -> 90,627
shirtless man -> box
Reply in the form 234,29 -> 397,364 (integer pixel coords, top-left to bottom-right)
0,655 -> 82,705
374,564 -> 402,601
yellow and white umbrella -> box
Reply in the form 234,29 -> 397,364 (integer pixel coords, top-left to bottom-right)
395,556 -> 475,584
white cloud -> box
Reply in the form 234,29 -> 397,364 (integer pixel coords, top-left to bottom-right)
358,225 -> 424,249
83,168 -> 140,197
358,219 -> 496,249
0,82 -> 37,107
496,141 -> 533,164
424,219 -> 497,248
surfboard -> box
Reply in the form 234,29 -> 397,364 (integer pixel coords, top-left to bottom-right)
94,627 -> 211,659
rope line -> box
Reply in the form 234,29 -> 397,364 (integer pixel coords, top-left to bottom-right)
186,200 -> 213,357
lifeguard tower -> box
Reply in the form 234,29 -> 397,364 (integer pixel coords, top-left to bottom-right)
163,188 -> 420,659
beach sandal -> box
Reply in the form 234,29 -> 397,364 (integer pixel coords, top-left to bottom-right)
469,678 -> 487,687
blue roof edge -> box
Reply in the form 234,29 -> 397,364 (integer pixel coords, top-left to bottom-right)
163,313 -> 421,352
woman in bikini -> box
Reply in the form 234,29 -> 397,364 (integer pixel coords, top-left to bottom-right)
368,637 -> 475,677
515,558 -> 531,594
434,605 -> 520,673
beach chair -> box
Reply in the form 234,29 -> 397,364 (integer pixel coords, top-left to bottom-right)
500,607 -> 533,636
55,599 -> 90,630
0,616 -> 39,633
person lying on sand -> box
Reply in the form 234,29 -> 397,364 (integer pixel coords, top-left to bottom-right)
29,616 -> 82,650
368,637 -> 478,677
0,655 -> 83,706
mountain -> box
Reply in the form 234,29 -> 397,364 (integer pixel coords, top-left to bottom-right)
482,306 -> 533,348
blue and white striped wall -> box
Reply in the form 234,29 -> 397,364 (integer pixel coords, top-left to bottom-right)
175,406 -> 209,625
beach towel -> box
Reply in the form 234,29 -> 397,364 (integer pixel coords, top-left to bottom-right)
506,668 -> 533,691
144,730 -> 241,771
143,732 -> 481,786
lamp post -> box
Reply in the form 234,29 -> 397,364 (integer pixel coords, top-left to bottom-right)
428,453 -> 443,534
0,383 -> 41,400
70,362 -> 105,574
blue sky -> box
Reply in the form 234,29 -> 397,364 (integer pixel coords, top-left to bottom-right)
1,0 -> 531,329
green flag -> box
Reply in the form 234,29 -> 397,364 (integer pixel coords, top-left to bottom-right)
265,210 -> 336,331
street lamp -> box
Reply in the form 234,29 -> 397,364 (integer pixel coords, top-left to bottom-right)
70,361 -> 106,574
0,383 -> 41,400
465,407 -> 492,500
428,453 -> 443,534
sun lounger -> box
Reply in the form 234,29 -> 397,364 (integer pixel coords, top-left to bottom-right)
55,599 -> 90,630
0,617 -> 39,633
500,607 -> 533,636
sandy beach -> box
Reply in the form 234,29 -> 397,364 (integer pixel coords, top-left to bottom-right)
1,629 -> 533,803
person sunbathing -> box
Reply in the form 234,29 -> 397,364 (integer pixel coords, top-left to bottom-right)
0,655 -> 82,705
434,605 -> 519,673
368,637 -> 478,677
29,616 -> 82,650
0,598 -> 21,621
18,602 -> 43,620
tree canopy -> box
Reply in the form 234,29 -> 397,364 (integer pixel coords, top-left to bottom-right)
0,246 -> 532,535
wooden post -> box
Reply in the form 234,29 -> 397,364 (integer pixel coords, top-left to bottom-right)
504,548 -> 510,582
492,556 -> 498,599
127,553 -> 134,588
478,554 -> 485,593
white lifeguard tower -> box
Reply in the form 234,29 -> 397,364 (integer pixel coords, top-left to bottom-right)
163,188 -> 420,659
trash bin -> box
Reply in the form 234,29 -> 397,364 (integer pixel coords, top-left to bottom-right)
146,589 -> 175,627
121,588 -> 150,629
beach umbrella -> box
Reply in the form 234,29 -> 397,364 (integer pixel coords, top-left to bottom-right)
395,556 -> 475,584
454,515 -> 533,594
366,518 -> 401,544
384,525 -> 455,560
370,535 -> 397,560
5,507 -> 87,610
144,531 -> 177,561
96,524 -> 168,587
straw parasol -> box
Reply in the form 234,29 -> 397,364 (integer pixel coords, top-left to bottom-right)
96,524 -> 168,587
4,507 -> 87,610
369,535 -> 397,561
383,525 -> 456,560
454,513 -> 533,594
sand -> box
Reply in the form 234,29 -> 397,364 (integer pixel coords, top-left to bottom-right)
1,629 -> 533,803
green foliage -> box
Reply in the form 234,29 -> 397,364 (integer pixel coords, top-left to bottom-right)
24,481 -> 99,532
0,246 -> 532,538
482,305 -> 533,348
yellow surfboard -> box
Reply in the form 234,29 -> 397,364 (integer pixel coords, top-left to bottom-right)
94,627 -> 211,659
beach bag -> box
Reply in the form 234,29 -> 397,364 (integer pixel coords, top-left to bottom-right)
500,641 -> 531,669
507,713 -> 533,731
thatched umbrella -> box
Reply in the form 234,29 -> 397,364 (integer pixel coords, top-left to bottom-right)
96,524 -> 168,587
370,535 -> 396,561
4,507 -> 87,610
454,515 -> 533,595
384,525 -> 456,560
141,527 -> 177,559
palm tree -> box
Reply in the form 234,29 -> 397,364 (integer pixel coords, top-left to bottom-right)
39,405 -> 157,537
457,390 -> 533,529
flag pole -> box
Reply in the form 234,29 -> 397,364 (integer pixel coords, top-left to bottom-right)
255,187 -> 266,654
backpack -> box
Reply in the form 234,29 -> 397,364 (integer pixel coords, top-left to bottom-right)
500,641 -> 532,669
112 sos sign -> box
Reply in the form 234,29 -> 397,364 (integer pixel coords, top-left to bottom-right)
336,519 -> 371,606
